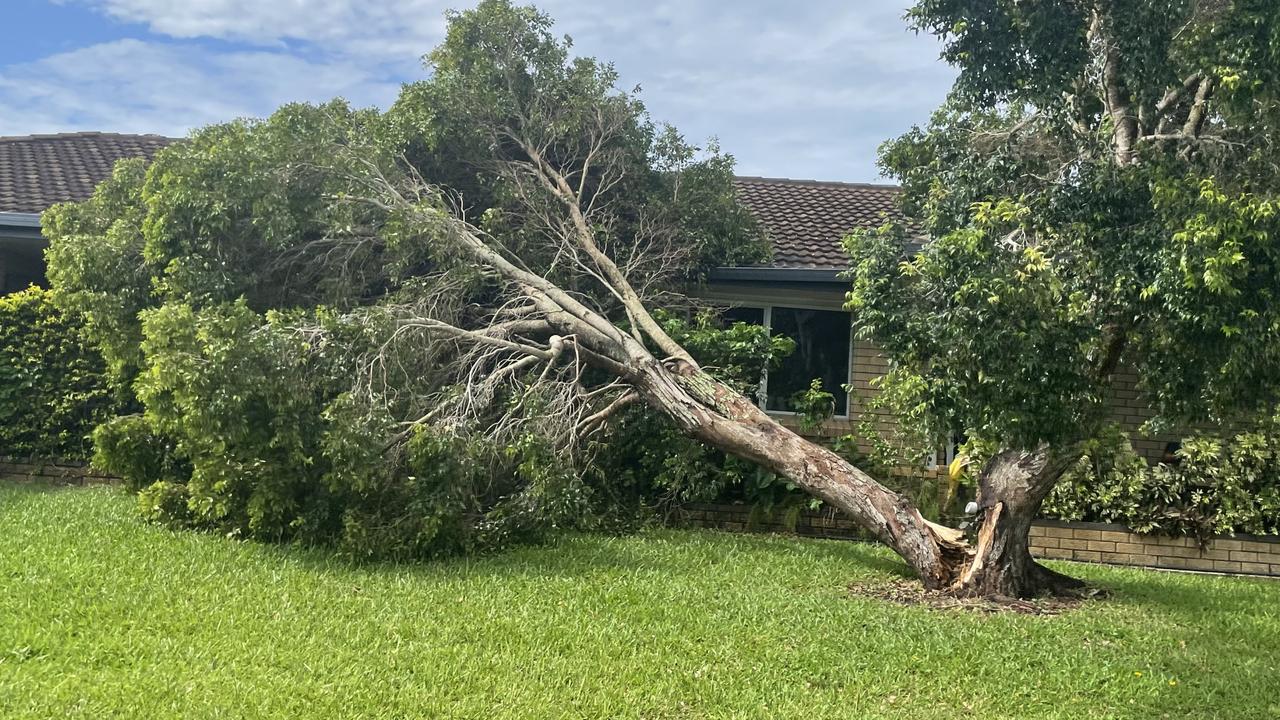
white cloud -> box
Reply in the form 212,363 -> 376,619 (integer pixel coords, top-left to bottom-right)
67,0 -> 451,57
0,39 -> 400,137
543,1 -> 954,180
18,1 -> 956,181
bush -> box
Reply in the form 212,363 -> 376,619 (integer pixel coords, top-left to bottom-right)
0,287 -> 118,459
99,299 -> 591,559
92,414 -> 188,491
323,397 -> 591,559
1042,422 -> 1280,540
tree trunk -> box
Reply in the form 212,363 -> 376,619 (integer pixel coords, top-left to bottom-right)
628,359 -> 1086,598
629,360 -> 971,588
951,446 -> 1085,598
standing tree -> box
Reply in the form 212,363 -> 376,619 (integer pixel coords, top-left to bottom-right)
47,0 -> 1278,596
847,0 -> 1280,594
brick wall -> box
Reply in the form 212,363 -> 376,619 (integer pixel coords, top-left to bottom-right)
1029,520 -> 1280,576
680,503 -> 1280,578
680,502 -> 876,541
0,457 -> 119,485
1105,367 -> 1193,462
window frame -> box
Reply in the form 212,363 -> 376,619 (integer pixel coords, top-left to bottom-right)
726,301 -> 855,420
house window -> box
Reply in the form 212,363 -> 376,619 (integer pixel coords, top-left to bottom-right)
1,270 -> 43,294
723,304 -> 852,417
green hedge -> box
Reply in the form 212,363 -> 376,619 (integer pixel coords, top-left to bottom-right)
0,287 -> 119,459
1043,423 -> 1280,540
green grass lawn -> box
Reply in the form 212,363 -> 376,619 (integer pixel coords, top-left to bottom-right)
2,483 -> 1278,719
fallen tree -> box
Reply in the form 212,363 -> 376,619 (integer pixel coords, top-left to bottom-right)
47,0 -> 1280,596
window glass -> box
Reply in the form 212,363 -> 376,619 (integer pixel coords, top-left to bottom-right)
1,271 -> 43,294
721,306 -> 764,326
766,306 -> 851,415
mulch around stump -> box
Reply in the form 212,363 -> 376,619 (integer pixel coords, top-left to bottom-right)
847,579 -> 1103,615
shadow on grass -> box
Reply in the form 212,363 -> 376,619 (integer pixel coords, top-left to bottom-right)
235,526 -> 919,591
1090,565 -> 1279,616
0,480 -> 917,587
693,528 -> 917,579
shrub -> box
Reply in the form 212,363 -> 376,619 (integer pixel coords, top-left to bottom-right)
0,287 -> 118,459
1042,422 -> 1280,540
101,299 -> 590,559
91,414 -> 187,491
136,481 -> 191,527
323,397 -> 590,559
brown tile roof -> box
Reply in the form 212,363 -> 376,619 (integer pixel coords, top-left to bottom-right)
733,176 -> 923,269
0,132 -> 174,214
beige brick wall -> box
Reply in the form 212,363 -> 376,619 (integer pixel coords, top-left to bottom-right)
0,458 -> 119,486
680,504 -> 1280,578
1030,521 -> 1280,576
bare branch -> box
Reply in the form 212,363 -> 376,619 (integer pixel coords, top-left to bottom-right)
576,391 -> 640,435
1155,73 -> 1205,118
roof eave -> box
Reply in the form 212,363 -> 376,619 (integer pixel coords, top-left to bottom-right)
708,266 -> 845,283
0,212 -> 41,229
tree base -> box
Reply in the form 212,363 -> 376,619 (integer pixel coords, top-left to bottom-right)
950,558 -> 1090,600
851,576 -> 1098,614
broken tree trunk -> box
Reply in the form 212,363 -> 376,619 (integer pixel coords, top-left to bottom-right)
628,358 -> 971,589
951,446 -> 1086,597
629,358 -> 1084,598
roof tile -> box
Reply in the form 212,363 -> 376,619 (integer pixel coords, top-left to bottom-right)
0,132 -> 174,214
733,176 -> 923,269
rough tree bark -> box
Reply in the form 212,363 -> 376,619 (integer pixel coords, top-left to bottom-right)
627,356 -> 971,591
954,447 -> 1086,597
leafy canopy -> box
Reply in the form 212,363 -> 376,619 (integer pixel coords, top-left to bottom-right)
848,0 -> 1280,450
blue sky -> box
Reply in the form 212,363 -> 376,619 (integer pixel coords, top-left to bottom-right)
0,1 -> 956,182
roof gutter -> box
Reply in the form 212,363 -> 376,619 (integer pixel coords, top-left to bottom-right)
0,212 -> 45,252
0,212 -> 41,229
708,266 -> 845,283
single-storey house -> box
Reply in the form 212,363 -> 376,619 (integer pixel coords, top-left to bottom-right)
0,132 -> 1178,464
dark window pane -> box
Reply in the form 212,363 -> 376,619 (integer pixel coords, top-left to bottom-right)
719,305 -> 767,404
2,272 -> 43,294
721,306 -> 764,327
766,306 -> 850,415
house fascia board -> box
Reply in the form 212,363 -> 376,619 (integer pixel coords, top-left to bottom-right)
0,213 -> 46,252
0,212 -> 42,229
707,266 -> 845,283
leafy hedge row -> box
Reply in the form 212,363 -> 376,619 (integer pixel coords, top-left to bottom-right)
5,279 -> 1276,548
1043,423 -> 1280,540
0,287 -> 118,459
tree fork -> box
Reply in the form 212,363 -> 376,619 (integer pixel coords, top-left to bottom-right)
950,446 -> 1086,598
